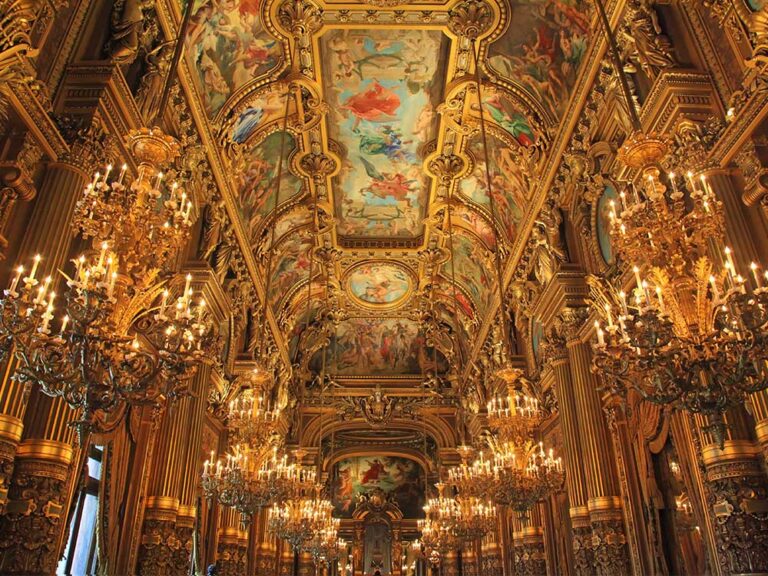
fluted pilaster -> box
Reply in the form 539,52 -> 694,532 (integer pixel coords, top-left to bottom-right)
542,328 -> 592,574
562,310 -> 631,576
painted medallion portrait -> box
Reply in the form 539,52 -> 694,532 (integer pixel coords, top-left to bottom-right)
597,185 -> 618,265
346,262 -> 412,308
332,456 -> 425,518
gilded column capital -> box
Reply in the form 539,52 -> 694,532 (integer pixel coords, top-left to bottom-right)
277,0 -> 323,39
447,0 -> 494,40
55,115 -> 116,175
298,150 -> 336,183
428,154 -> 466,185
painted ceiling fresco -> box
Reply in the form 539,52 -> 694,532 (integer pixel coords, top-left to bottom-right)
234,130 -> 305,249
487,0 -> 592,118
345,262 -> 413,309
319,29 -> 446,240
332,456 -> 425,518
180,0 -> 596,378
309,318 -> 448,377
186,0 -> 282,117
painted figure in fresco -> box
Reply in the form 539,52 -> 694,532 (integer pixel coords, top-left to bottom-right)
359,157 -> 417,206
341,81 -> 401,131
187,0 -> 279,115
359,126 -> 415,163
361,459 -> 387,485
484,93 -> 536,147
487,0 -> 589,116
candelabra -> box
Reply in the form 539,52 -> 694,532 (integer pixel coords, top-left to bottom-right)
268,488 -> 334,551
591,133 -> 768,445
418,483 -> 464,556
202,445 -> 317,523
1,249 -> 213,443
0,128 -> 215,442
227,378 -> 281,449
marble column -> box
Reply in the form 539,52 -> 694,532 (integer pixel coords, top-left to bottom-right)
562,309 -> 632,575
541,328 -> 592,575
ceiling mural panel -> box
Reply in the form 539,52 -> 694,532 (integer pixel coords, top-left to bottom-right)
269,234 -> 313,307
332,456 -> 425,519
186,0 -> 283,117
310,317 -> 448,376
319,28 -> 447,240
233,130 -> 305,248
345,261 -> 413,309
487,0 -> 591,118
459,133 -> 528,241
443,231 -> 494,315
230,89 -> 292,143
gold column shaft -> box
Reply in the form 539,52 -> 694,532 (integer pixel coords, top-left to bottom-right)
179,364 -> 212,508
547,357 -> 588,508
566,340 -> 621,500
566,335 -> 631,575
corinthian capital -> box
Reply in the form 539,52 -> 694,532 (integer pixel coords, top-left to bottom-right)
448,0 -> 493,40
278,0 -> 323,38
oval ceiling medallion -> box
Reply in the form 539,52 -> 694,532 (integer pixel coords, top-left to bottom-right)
345,261 -> 414,309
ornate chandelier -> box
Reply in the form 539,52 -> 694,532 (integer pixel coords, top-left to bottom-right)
0,126 -> 216,443
303,515 -> 345,566
488,438 -> 563,515
73,128 -> 194,275
268,487 -> 334,551
202,445 -> 317,524
418,483 -> 462,557
227,373 -> 281,448
1,247 -> 212,443
486,369 -> 544,446
588,0 -> 768,445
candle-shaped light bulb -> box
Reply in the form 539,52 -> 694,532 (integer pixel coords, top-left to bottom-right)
604,303 -> 614,327
60,315 -> 69,336
29,254 -> 41,281
595,321 -> 605,346
750,262 -> 761,289
9,265 -> 23,293
118,163 -> 128,185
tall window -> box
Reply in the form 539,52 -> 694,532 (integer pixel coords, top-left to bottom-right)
57,445 -> 103,576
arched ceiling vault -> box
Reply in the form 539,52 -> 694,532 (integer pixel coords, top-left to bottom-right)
178,0 -> 595,383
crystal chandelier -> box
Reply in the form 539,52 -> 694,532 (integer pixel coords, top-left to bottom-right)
1,246 -> 212,443
588,0 -> 768,446
227,373 -> 281,448
486,369 -> 544,446
268,487 -> 334,551
418,483 -> 462,556
488,439 -> 564,515
304,515 -> 345,566
202,445 -> 317,524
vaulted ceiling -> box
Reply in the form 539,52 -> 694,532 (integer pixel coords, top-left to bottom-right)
179,0 -> 593,381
